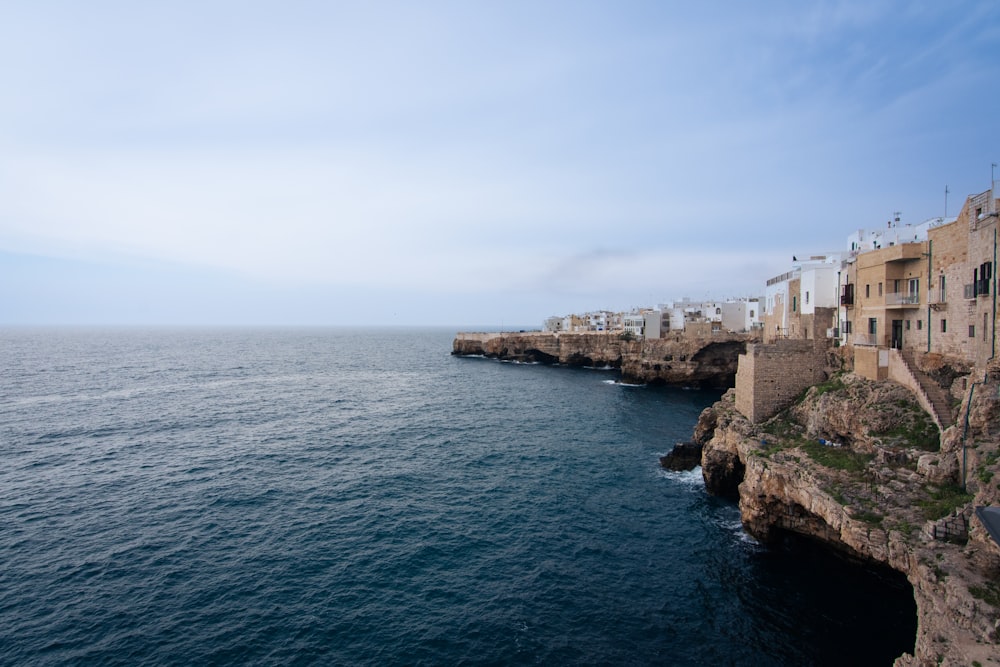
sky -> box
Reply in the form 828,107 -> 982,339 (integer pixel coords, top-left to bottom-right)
1,1 -> 998,328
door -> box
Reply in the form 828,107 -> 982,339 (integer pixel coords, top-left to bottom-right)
891,319 -> 903,349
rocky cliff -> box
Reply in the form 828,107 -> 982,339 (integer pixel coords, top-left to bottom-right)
453,331 -> 750,387
696,371 -> 1000,666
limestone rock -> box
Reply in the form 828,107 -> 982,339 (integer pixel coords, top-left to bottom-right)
697,371 -> 1000,665
453,331 -> 751,387
659,442 -> 702,471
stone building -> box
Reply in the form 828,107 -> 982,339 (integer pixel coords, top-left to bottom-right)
841,239 -> 930,350
839,183 -> 999,377
926,187 -> 999,366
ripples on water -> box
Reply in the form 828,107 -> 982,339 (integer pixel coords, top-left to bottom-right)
0,328 -> 914,665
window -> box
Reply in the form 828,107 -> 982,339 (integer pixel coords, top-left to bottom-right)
941,319 -> 947,333
865,284 -> 871,298
906,320 -> 911,330
878,282 -> 883,297
843,321 -> 852,334
970,325 -> 976,338
792,296 -> 797,312
868,318 -> 877,335
805,291 -> 810,305
917,320 -> 923,330
974,263 -> 993,296
939,275 -> 945,300
749,310 -> 755,318
986,313 -> 989,341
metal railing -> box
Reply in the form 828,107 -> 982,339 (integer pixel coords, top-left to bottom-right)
885,292 -> 920,306
853,333 -> 878,346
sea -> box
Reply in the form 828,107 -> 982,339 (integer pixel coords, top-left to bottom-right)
1,327 -> 916,666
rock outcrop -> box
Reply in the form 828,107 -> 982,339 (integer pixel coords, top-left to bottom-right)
453,331 -> 751,387
658,442 -> 703,471
696,371 -> 1000,666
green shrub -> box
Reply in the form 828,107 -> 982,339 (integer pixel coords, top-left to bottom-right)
874,400 -> 940,451
811,375 -> 846,398
918,483 -> 973,520
969,583 -> 1000,609
852,510 -> 884,526
801,440 -> 873,472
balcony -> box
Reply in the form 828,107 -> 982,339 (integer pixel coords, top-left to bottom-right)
853,333 -> 878,346
880,243 -> 927,263
965,284 -> 976,299
926,288 -> 945,305
840,285 -> 855,307
885,292 -> 920,308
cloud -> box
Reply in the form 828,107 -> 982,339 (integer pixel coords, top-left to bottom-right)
0,1 -> 997,325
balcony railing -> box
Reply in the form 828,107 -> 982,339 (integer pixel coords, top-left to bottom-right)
885,292 -> 920,306
965,284 -> 976,299
853,333 -> 878,346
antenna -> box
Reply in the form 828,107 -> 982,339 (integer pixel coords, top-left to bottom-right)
944,185 -> 949,217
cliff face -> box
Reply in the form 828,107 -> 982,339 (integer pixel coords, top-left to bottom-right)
697,372 -> 1000,666
453,331 -> 749,387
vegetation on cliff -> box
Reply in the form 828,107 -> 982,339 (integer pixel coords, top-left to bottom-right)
692,369 -> 1000,666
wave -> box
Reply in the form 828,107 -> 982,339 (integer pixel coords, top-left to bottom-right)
658,465 -> 705,488
601,379 -> 646,387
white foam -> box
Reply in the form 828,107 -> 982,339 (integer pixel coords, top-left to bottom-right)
658,465 -> 705,488
602,380 -> 646,387
716,516 -> 760,546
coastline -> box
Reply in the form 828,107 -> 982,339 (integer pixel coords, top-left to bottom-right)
455,331 -> 1000,665
691,370 -> 1000,666
452,330 -> 751,387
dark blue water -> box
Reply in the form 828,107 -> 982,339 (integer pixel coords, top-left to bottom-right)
1,327 -> 914,666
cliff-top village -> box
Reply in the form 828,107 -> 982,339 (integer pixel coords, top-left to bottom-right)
543,181 -> 998,375
455,179 -> 1000,665
528,181 -> 1000,421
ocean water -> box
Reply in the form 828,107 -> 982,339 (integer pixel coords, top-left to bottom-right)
0,327 -> 915,666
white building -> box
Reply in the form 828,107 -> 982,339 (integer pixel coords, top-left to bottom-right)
846,216 -> 954,255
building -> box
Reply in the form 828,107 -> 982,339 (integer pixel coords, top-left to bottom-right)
840,182 -> 999,377
840,240 -> 929,350
763,255 -> 843,343
623,310 -> 662,339
924,187 -> 998,365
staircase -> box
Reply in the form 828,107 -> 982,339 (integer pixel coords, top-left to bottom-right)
896,350 -> 955,431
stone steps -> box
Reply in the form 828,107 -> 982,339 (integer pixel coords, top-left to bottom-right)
900,350 -> 955,429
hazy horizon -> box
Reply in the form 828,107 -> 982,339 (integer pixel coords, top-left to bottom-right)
2,1 -> 998,327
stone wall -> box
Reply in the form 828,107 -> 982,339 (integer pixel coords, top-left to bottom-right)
734,340 -> 828,423
928,218 -> 970,360
854,345 -> 888,381
969,211 -> 998,367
